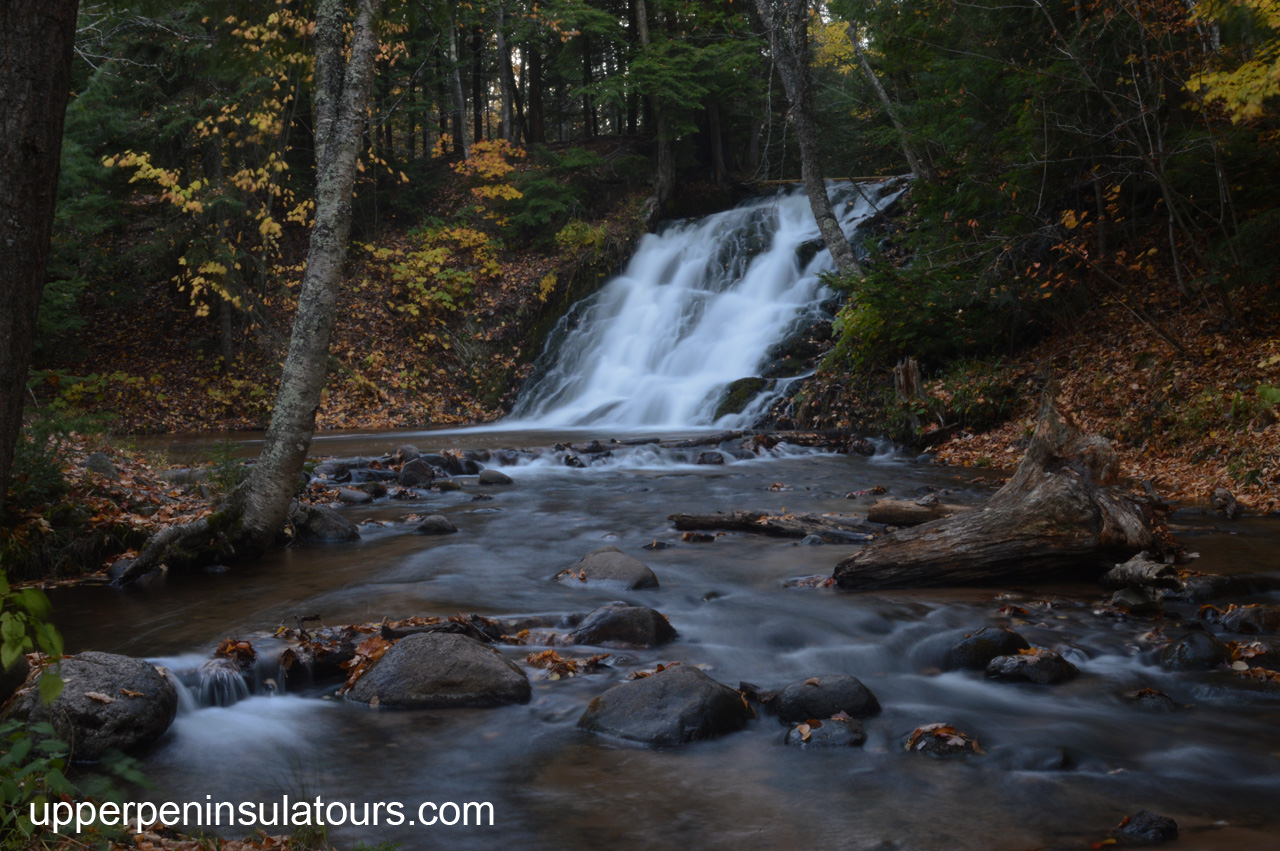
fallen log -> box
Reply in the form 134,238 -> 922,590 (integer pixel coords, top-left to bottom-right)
833,391 -> 1173,590
866,496 -> 972,526
670,509 -> 878,543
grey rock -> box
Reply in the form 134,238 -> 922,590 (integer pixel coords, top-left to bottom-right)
337,488 -> 373,505
391,444 -> 420,465
1112,810 -> 1178,845
985,649 -> 1079,684
944,627 -> 1031,671
1112,586 -> 1163,614
478,469 -> 514,486
7,652 -> 178,762
398,458 -> 435,488
346,633 -> 530,709
415,515 -> 457,535
577,665 -> 752,746
771,674 -> 881,722
556,547 -> 658,590
784,718 -> 866,747
433,479 -> 462,492
83,452 -> 119,479
1101,552 -> 1182,591
292,504 -> 360,544
569,603 -> 676,648
1161,631 -> 1232,671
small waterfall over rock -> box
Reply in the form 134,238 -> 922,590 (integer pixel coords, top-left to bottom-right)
510,179 -> 907,429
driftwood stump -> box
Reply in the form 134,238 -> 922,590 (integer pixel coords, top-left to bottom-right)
833,393 -> 1169,590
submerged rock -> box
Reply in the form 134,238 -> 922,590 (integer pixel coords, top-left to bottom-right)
1124,687 -> 1178,712
1160,631 -> 1231,671
1112,586 -> 1163,615
415,515 -> 458,535
904,723 -> 981,759
944,627 -> 1031,671
577,665 -> 752,746
784,718 -> 866,748
568,603 -> 676,648
346,633 -> 530,709
770,675 -> 881,722
1112,810 -> 1178,845
985,649 -> 1079,684
8,652 -> 178,762
556,547 -> 658,590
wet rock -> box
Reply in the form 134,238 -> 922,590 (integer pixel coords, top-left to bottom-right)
556,547 -> 658,590
478,469 -> 513,485
568,603 -> 676,648
563,454 -> 586,469
415,515 -> 457,535
642,540 -> 672,550
0,656 -> 31,702
784,718 -> 866,747
7,652 -> 178,761
434,479 -> 462,492
695,451 -> 725,465
714,377 -> 769,420
337,488 -> 373,505
355,481 -> 387,498
1112,586 -> 1163,615
799,535 -> 825,546
348,468 -> 396,484
1160,631 -> 1232,671
1211,487 -> 1241,520
770,675 -> 881,722
1124,687 -> 1178,712
346,633 -> 530,709
1203,604 -> 1280,634
1167,573 -> 1273,603
985,649 -> 1079,684
577,665 -> 752,746
944,627 -> 1031,671
391,444 -> 420,465
904,723 -> 981,759
292,504 -> 360,544
1112,810 -> 1178,845
1101,552 -> 1182,591
397,458 -> 435,488
1203,670 -> 1280,699
83,451 -> 119,479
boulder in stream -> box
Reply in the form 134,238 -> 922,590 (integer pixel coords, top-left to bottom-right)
784,717 -> 866,747
769,675 -> 881,722
415,514 -> 458,535
346,633 -> 530,709
397,458 -> 435,488
1111,586 -> 1164,615
1100,552 -> 1182,591
7,652 -> 178,762
292,504 -> 360,544
1200,603 -> 1280,634
556,547 -> 658,590
478,469 -> 514,485
944,627 -> 1031,671
904,723 -> 982,759
1111,810 -> 1178,845
1160,631 -> 1232,671
985,649 -> 1079,684
568,603 -> 676,648
577,664 -> 753,746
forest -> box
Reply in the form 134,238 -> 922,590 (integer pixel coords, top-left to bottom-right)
1,0 -> 1279,849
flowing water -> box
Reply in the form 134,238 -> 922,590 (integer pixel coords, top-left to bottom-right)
45,186 -> 1280,849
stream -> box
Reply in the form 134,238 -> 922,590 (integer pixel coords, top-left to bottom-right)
42,184 -> 1280,849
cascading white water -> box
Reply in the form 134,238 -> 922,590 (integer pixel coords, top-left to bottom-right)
509,180 -> 907,429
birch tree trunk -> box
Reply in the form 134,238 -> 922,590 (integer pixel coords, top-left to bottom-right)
234,0 -> 386,554
753,0 -> 862,276
846,23 -> 933,183
0,0 -> 79,513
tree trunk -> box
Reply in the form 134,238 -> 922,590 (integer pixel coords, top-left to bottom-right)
470,28 -> 484,144
670,510 -> 878,543
0,0 -> 79,513
754,0 -> 862,276
846,23 -> 932,183
448,16 -> 470,158
634,0 -> 674,215
833,392 -> 1172,590
234,0 -> 386,555
496,4 -> 513,142
528,49 -> 545,143
581,34 -> 596,139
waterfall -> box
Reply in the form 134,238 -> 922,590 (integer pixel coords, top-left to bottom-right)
509,179 -> 907,429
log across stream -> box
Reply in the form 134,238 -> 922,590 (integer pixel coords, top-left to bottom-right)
44,427 -> 1280,850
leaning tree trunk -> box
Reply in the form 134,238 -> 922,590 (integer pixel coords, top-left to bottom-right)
754,0 -> 862,277
0,0 -> 79,514
846,23 -> 932,183
114,0 -> 385,585
833,391 -> 1172,590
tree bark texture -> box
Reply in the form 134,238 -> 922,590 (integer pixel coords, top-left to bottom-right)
754,0 -> 862,276
0,0 -> 80,512
670,510 -> 877,543
448,16 -> 470,158
833,393 -> 1169,590
235,0 -> 385,554
846,24 -> 932,183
